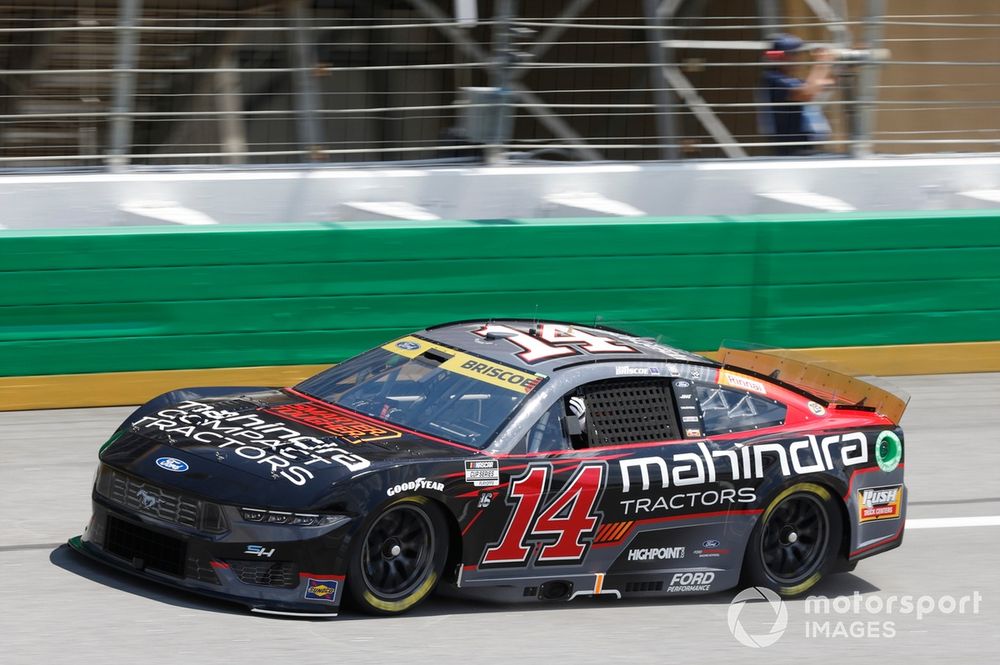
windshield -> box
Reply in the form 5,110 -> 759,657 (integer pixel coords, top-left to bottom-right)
294,336 -> 546,448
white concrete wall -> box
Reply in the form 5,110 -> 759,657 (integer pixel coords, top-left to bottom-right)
2,155 -> 1000,229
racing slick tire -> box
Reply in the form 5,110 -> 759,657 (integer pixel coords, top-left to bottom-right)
347,495 -> 449,615
742,482 -> 842,597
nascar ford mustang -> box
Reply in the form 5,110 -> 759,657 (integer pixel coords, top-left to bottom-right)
71,320 -> 907,617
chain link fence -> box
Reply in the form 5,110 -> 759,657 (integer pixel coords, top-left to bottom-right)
1,0 -> 999,170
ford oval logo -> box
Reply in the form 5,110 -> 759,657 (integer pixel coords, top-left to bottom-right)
156,457 -> 189,473
703,539 -> 720,549
396,341 -> 420,351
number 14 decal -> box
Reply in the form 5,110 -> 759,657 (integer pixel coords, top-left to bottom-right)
481,463 -> 606,567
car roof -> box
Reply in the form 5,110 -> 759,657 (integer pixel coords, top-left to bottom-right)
414,319 -> 717,373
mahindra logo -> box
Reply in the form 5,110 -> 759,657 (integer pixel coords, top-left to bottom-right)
136,488 -> 158,509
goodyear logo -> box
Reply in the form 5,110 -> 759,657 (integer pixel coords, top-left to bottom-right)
384,336 -> 545,394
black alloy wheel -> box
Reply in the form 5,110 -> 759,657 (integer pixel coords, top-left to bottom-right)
348,496 -> 448,615
742,482 -> 842,597
760,492 -> 829,585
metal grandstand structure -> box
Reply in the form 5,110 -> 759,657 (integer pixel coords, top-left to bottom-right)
1,0 -> 1000,169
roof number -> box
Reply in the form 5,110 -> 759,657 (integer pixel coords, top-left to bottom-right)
474,323 -> 637,363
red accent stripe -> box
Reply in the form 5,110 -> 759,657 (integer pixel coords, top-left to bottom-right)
611,521 -> 632,541
456,482 -> 510,499
298,572 -> 346,581
209,561 -> 230,569
634,509 -> 762,527
850,521 -> 905,557
462,509 -> 485,537
282,387 -> 480,452
592,509 -> 763,547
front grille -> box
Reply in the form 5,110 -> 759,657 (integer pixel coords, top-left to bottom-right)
185,557 -> 221,585
105,516 -> 186,577
228,560 -> 299,588
97,466 -> 227,534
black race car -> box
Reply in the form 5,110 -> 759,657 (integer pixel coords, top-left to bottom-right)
71,320 -> 907,617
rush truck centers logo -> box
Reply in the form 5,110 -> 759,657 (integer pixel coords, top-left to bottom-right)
858,485 -> 903,523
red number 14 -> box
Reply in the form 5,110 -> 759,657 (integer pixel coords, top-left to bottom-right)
482,464 -> 606,566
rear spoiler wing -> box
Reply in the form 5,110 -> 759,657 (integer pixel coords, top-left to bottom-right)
717,346 -> 909,424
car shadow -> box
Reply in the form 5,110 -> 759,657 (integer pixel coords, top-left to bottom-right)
53,543 -> 882,621
50,544 -> 246,617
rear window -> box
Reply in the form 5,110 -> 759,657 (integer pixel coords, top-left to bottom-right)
696,384 -> 787,435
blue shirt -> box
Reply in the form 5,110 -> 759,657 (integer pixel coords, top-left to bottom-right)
760,69 -> 830,150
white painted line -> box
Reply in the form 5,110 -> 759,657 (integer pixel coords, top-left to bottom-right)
545,191 -> 646,217
960,189 -> 1000,204
906,515 -> 1000,530
757,191 -> 856,212
119,201 -> 218,225
343,201 -> 440,221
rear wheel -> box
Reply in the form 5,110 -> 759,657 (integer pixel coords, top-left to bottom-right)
347,496 -> 448,615
743,483 -> 841,597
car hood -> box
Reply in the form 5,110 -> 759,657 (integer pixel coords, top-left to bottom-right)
100,389 -> 468,508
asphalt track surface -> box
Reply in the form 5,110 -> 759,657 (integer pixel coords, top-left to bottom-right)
2,373 -> 999,664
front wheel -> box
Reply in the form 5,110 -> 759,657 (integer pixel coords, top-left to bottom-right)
347,496 -> 448,615
742,482 -> 842,597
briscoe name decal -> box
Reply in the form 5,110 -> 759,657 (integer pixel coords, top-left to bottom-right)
619,433 -> 869,493
858,484 -> 903,523
386,477 -> 444,497
132,400 -> 370,486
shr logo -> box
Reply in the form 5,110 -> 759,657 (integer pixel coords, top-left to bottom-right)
728,587 -> 788,648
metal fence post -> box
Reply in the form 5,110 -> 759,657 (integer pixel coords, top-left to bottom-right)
852,0 -> 884,158
643,0 -> 679,160
487,0 -> 518,164
287,0 -> 323,161
107,0 -> 141,172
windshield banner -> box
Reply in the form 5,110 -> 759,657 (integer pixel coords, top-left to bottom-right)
383,336 -> 546,394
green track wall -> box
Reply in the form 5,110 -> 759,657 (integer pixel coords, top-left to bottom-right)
2,210 -> 999,377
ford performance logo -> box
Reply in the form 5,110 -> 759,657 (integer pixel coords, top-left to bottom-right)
155,457 -> 189,473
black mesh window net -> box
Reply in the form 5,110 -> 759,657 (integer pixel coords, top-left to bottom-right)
581,379 -> 677,447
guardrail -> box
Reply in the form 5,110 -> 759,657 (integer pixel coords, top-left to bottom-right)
2,210 -> 998,384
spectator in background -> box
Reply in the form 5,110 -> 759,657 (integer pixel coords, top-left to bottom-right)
759,34 -> 836,156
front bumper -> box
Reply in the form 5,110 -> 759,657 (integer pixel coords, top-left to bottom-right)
72,493 -> 351,617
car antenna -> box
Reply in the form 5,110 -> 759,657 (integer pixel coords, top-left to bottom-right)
529,305 -> 540,336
